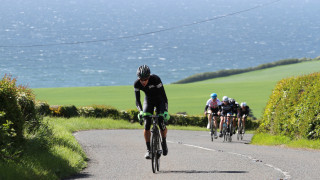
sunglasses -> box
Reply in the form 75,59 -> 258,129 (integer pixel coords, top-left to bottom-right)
140,78 -> 149,82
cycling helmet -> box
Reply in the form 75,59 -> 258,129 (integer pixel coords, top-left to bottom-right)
222,96 -> 229,102
137,65 -> 150,79
241,102 -> 247,107
229,98 -> 235,104
210,93 -> 217,99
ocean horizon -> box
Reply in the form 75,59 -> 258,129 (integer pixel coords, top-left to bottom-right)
1,0 -> 319,88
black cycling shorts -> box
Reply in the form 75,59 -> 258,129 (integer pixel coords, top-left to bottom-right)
143,98 -> 166,131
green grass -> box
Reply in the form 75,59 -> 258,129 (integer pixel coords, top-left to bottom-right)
1,117 -> 317,179
3,61 -> 320,179
0,117 -> 209,179
251,133 -> 320,150
33,60 -> 320,118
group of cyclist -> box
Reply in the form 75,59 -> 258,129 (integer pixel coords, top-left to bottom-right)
204,93 -> 250,139
134,65 -> 250,160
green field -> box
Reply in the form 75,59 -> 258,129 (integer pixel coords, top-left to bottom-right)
33,60 -> 320,118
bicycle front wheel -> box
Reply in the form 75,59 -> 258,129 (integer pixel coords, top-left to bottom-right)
156,134 -> 161,171
151,131 -> 157,173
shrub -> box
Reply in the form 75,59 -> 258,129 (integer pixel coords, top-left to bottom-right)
49,105 -> 79,118
127,109 -> 139,122
120,110 -> 130,121
59,105 -> 79,118
35,101 -> 51,116
258,72 -> 320,139
0,75 -> 24,141
0,75 -> 41,160
90,105 -> 119,119
0,112 -> 19,160
78,106 -> 95,117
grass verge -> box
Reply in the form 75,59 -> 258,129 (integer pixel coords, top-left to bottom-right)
251,133 -> 320,150
0,117 -> 209,179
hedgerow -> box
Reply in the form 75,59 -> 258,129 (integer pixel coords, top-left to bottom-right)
174,57 -> 319,84
39,103 -> 258,129
0,75 -> 44,161
257,72 -> 320,139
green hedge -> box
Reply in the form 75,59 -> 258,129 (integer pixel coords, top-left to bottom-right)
0,75 -> 41,160
257,72 -> 320,139
174,57 -> 318,84
40,103 -> 258,129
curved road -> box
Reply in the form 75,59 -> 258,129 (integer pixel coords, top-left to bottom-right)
66,129 -> 320,179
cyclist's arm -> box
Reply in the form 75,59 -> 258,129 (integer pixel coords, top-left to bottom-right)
134,89 -> 143,111
204,105 -> 209,113
157,77 -> 168,111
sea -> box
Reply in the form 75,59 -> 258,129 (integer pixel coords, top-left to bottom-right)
0,0 -> 319,88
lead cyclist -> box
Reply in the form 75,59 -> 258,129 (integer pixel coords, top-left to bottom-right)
134,65 -> 170,159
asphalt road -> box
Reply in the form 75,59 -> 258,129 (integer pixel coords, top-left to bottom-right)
66,129 -> 320,180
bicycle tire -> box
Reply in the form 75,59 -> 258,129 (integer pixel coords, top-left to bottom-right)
156,134 -> 161,171
151,130 -> 157,173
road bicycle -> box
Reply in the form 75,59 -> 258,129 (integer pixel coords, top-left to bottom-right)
237,115 -> 246,141
221,115 -> 232,142
143,114 -> 162,173
206,112 -> 218,141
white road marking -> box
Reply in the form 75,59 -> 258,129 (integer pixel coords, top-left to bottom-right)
167,140 -> 291,179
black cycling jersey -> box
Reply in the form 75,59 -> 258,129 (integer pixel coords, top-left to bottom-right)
219,103 -> 232,115
134,74 -> 168,111
134,74 -> 168,131
239,106 -> 250,116
230,102 -> 239,114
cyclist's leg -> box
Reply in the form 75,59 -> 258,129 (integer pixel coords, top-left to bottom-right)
226,113 -> 230,127
207,109 -> 213,129
219,112 -> 224,137
227,113 -> 232,134
212,108 -> 218,129
232,114 -> 236,134
143,100 -> 154,158
237,115 -> 241,133
213,112 -> 218,138
242,115 -> 246,133
156,100 -> 168,156
219,115 -> 224,132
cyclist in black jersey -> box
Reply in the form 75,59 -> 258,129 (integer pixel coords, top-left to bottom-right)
238,102 -> 250,134
229,98 -> 239,134
134,65 -> 169,159
218,96 -> 233,138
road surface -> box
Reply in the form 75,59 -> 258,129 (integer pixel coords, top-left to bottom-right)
66,129 -> 319,179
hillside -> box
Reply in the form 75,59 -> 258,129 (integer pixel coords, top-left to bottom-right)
174,57 -> 319,84
33,60 -> 320,118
